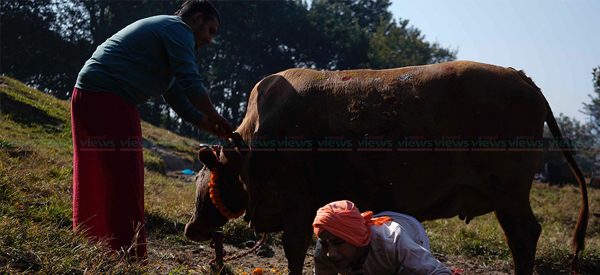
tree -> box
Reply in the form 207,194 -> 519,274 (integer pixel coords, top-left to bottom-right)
1,0 -> 457,140
582,66 -> 600,175
368,19 -> 456,68
0,0 -> 90,99
304,0 -> 371,69
542,114 -> 597,178
305,0 -> 455,70
178,0 -> 310,130
348,0 -> 393,34
583,66 -> 600,133
79,0 -> 180,45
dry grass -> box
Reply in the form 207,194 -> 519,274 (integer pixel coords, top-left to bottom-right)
424,182 -> 600,274
1,76 -> 599,274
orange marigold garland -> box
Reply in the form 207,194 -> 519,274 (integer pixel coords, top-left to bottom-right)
209,168 -> 245,219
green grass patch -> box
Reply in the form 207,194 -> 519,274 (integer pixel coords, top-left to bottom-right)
0,76 -> 71,138
0,139 -> 15,149
222,217 -> 260,246
144,149 -> 167,174
425,214 -> 510,262
142,122 -> 200,157
0,77 -> 217,273
0,218 -> 146,274
1,76 -> 599,274
424,182 -> 600,273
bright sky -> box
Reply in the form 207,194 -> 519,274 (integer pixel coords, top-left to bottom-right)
390,0 -> 600,122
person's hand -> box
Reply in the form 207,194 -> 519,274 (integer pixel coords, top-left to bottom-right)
198,113 -> 233,138
211,114 -> 234,138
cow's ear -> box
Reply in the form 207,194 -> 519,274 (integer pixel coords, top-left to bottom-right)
198,147 -> 219,170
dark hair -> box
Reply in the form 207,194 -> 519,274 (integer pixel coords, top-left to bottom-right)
175,0 -> 221,24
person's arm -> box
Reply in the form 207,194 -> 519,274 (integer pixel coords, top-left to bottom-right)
160,22 -> 207,103
160,22 -> 232,138
164,83 -> 232,138
163,83 -> 204,125
191,92 -> 233,138
394,232 -> 452,275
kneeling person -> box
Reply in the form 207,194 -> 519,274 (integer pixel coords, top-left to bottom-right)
312,200 -> 451,275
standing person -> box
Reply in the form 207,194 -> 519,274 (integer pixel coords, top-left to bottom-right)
71,0 -> 232,259
312,200 -> 451,275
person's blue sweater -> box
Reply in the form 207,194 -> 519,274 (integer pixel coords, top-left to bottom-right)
76,15 -> 207,124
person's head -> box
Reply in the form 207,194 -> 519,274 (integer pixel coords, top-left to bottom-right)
175,0 -> 221,48
312,200 -> 372,269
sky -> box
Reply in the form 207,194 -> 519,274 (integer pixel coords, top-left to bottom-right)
389,0 -> 600,122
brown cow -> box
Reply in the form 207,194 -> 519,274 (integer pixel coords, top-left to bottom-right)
184,61 -> 589,275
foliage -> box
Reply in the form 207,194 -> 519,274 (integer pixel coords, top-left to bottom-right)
1,0 -> 456,138
542,113 -> 598,177
0,0 -> 90,99
583,67 -> 600,135
79,0 -> 180,45
305,0 -> 371,69
544,66 -> 600,177
368,19 -> 456,68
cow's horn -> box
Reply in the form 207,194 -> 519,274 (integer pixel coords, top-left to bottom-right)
230,132 -> 247,149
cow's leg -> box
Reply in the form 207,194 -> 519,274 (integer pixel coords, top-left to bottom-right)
494,194 -> 541,275
282,221 -> 312,275
281,188 -> 314,275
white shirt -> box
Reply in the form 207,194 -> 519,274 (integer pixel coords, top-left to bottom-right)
314,212 -> 451,275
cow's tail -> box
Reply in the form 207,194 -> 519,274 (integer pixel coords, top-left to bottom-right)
515,69 -> 590,271
545,102 -> 590,271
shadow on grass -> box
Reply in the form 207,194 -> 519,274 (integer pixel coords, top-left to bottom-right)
534,253 -> 600,275
0,250 -> 42,273
0,93 -> 63,131
145,213 -> 186,236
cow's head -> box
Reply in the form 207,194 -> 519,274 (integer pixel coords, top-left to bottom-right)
184,136 -> 248,242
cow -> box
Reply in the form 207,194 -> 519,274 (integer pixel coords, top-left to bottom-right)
184,61 -> 589,275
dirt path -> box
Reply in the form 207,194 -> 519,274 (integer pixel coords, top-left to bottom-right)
147,235 -> 517,274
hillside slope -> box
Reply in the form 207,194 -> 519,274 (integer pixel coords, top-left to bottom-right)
1,76 -> 599,274
0,76 -> 215,273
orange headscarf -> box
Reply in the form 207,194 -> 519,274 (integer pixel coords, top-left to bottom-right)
312,200 -> 392,247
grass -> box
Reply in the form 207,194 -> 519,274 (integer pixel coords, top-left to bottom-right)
144,149 -> 167,174
1,75 -> 599,274
424,182 -> 600,274
0,76 -> 211,273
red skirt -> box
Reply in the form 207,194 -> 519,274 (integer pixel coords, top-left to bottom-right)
71,87 -> 146,258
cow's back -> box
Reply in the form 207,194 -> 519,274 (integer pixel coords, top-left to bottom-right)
261,61 -> 545,138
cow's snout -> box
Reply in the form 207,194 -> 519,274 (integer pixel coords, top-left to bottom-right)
184,222 -> 212,242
